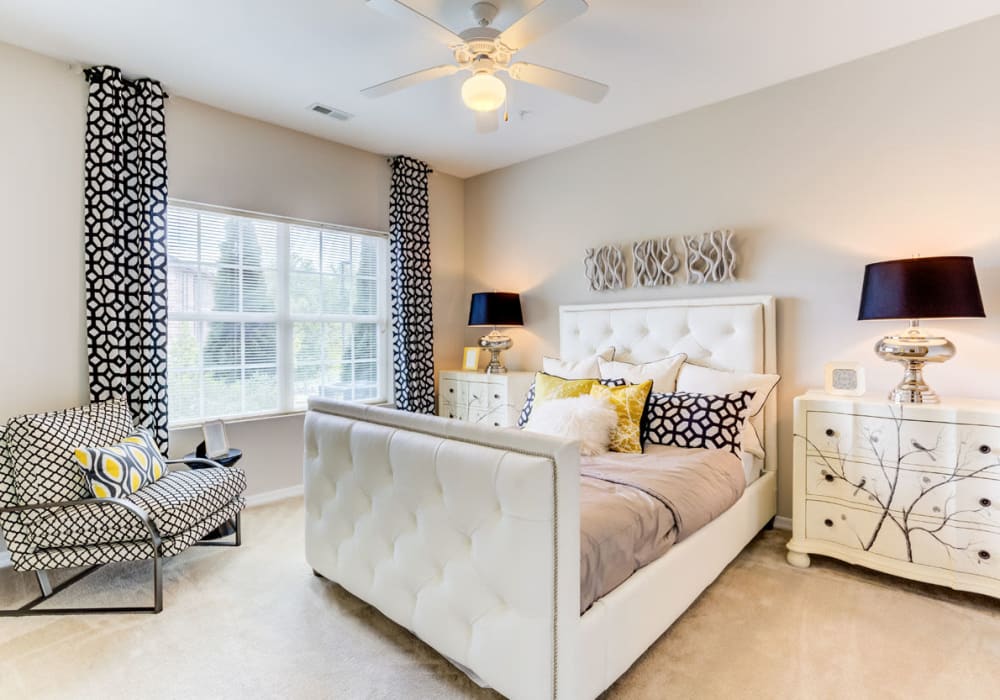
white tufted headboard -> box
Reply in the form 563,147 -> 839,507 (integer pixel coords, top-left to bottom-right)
559,295 -> 777,472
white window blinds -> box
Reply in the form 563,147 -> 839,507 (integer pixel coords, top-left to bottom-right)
166,204 -> 388,425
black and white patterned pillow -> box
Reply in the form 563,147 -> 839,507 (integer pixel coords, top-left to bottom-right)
517,377 -> 626,428
5,397 -> 135,505
645,391 -> 754,455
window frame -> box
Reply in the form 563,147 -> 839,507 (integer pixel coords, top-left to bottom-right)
166,198 -> 392,429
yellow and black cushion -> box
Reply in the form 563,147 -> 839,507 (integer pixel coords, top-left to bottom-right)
589,380 -> 654,454
74,429 -> 167,498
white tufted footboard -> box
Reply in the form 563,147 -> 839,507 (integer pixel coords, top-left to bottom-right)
304,398 -> 582,700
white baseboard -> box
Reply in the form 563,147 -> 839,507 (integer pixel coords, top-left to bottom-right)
245,483 -> 303,507
773,515 -> 792,531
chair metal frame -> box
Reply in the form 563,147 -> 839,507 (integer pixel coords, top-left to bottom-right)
0,457 -> 242,616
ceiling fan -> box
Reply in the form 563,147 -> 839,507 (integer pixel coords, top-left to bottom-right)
361,0 -> 609,133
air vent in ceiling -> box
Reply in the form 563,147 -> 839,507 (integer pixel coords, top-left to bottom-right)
308,103 -> 353,121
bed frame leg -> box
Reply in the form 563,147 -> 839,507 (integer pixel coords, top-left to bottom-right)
763,516 -> 776,531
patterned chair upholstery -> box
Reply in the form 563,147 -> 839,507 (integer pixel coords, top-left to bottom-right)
0,398 -> 246,614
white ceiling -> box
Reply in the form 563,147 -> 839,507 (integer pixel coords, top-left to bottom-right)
1,0 -> 998,177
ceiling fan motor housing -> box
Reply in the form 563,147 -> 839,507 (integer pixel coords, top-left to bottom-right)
455,38 -> 511,71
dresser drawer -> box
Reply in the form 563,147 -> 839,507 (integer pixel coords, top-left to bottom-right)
805,500 -> 887,551
806,410 -> 1000,476
939,525 -> 1000,579
805,455 -> 876,500
804,500 -> 952,569
462,379 -> 490,409
941,476 -> 1000,528
440,378 -> 459,404
438,400 -> 459,420
807,453 -> 1000,529
486,381 -> 508,409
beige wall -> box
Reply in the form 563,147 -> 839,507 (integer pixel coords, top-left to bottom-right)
1,42 -> 89,420
463,17 -> 1000,518
0,41 -> 465,499
5,16 -> 1000,519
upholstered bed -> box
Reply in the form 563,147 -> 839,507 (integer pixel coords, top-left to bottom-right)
304,295 -> 777,699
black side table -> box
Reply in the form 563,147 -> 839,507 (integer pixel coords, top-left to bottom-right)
181,443 -> 243,540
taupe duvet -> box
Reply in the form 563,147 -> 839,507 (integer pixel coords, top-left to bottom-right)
579,445 -> 746,613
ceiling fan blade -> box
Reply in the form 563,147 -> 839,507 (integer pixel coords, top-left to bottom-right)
497,0 -> 588,51
361,64 -> 460,98
507,62 -> 608,103
475,110 -> 499,134
365,0 -> 464,46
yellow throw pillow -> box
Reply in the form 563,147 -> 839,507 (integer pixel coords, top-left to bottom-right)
74,429 -> 167,498
590,380 -> 653,454
532,372 -> 597,408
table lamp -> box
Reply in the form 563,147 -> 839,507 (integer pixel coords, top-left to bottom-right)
858,256 -> 985,403
468,292 -> 523,374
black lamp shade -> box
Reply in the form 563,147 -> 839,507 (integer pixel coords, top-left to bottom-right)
858,256 -> 986,321
468,292 -> 524,327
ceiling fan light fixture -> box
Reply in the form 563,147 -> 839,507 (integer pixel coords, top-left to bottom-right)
461,72 -> 506,112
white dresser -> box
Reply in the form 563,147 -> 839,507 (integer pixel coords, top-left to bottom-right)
437,370 -> 534,428
787,391 -> 1000,598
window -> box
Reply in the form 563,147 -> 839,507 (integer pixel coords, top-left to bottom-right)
166,203 -> 389,425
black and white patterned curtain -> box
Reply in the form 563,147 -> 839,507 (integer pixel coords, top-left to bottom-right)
83,66 -> 169,452
389,156 -> 435,414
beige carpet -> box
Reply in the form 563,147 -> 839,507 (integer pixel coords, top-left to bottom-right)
2,498 -> 1000,699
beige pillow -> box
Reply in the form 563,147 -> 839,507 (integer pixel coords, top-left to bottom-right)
542,348 -> 614,379
675,363 -> 780,417
598,354 -> 686,394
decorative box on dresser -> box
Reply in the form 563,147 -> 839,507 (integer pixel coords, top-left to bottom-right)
437,370 -> 534,428
787,390 -> 1000,598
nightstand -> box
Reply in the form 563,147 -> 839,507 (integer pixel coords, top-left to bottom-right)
787,391 -> 1000,599
438,370 -> 534,428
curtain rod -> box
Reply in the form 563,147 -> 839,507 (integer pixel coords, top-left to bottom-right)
386,156 -> 434,174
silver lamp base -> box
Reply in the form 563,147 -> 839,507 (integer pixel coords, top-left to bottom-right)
479,329 -> 513,374
875,321 -> 955,404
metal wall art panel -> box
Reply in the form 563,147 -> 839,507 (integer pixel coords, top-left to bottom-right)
584,245 -> 627,291
632,238 -> 681,287
685,229 -> 737,284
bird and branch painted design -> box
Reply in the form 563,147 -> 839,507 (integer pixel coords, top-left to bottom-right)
799,408 -> 1000,564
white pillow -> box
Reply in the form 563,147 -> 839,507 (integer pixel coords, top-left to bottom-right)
598,354 -> 686,393
542,348 -> 614,379
742,422 -> 765,460
675,363 -> 780,417
525,395 -> 618,456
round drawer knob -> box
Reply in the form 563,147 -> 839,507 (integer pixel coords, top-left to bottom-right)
980,445 -> 992,455
493,422 -> 500,427
448,388 -> 454,393
980,498 -> 992,508
493,393 -> 501,400
979,550 -> 991,561
824,518 -> 834,527
825,428 -> 836,437
824,474 -> 835,483
449,414 -> 454,418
